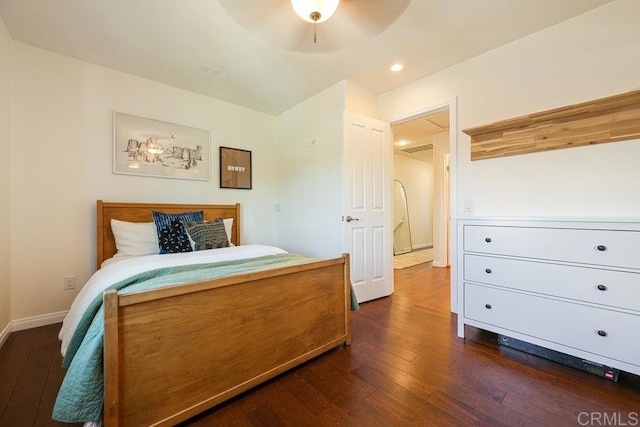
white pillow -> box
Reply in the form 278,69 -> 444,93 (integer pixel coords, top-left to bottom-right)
111,219 -> 160,257
223,218 -> 234,243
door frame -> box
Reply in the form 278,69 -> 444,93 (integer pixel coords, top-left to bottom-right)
386,97 -> 459,313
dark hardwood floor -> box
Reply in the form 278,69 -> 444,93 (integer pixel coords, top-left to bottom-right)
1,263 -> 639,426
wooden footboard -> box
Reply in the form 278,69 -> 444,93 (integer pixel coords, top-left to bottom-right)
103,254 -> 351,427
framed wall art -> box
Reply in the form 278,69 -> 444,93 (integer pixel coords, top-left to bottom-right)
220,146 -> 252,189
113,112 -> 210,181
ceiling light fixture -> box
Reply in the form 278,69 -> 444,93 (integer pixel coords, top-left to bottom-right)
395,140 -> 410,146
291,0 -> 340,43
390,63 -> 404,72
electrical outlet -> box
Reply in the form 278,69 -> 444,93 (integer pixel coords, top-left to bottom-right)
64,275 -> 75,290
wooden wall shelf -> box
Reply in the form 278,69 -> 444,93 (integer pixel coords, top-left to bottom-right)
463,89 -> 640,161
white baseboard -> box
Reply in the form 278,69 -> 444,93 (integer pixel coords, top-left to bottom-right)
413,243 -> 433,250
10,311 -> 68,332
0,322 -> 10,350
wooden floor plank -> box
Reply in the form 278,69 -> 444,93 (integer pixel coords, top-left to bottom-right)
247,380 -> 320,426
0,333 -> 15,364
0,328 -> 38,388
278,373 -> 360,425
7,340 -> 54,408
426,389 -> 508,427
1,401 -> 40,426
295,357 -> 376,413
34,344 -> 67,426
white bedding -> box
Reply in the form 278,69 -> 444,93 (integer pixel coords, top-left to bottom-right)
58,244 -> 288,357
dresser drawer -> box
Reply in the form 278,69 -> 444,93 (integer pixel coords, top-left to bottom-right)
464,254 -> 640,312
464,283 -> 640,367
463,225 -> 640,269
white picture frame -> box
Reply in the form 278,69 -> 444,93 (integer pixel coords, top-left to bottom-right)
113,112 -> 210,181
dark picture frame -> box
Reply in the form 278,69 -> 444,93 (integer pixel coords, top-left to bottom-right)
220,146 -> 252,189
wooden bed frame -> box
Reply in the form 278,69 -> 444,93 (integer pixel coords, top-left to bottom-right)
96,201 -> 352,426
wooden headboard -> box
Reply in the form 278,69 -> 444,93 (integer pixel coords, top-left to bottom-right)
97,200 -> 241,269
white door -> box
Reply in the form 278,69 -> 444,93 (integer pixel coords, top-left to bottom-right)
343,111 -> 393,303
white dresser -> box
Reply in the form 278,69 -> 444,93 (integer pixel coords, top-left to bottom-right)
457,218 -> 640,376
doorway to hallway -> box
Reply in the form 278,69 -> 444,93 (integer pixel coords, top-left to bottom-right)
391,108 -> 450,267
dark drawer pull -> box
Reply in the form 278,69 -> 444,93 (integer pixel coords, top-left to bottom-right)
485,304 -> 492,309
485,268 -> 492,274
597,330 -> 608,337
596,245 -> 607,252
485,237 -> 492,243
597,284 -> 607,291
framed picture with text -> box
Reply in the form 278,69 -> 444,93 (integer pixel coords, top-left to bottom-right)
220,146 -> 252,189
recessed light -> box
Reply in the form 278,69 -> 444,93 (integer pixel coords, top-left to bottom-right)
390,63 -> 404,72
395,140 -> 409,146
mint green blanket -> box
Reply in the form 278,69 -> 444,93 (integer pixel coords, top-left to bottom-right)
53,254 -> 358,423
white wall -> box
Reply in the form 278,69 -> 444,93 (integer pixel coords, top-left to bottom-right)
393,155 -> 433,249
345,81 -> 380,119
9,43 -> 279,325
380,0 -> 640,219
0,16 -> 11,341
275,82 -> 345,258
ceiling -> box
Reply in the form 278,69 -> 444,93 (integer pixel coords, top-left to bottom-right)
0,0 -> 614,116
393,109 -> 449,163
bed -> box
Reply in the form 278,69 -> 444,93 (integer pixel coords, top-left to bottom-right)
55,201 -> 352,426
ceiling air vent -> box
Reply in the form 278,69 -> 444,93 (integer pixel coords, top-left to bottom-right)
401,144 -> 433,154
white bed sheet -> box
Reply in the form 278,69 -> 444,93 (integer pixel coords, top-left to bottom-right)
59,245 -> 288,357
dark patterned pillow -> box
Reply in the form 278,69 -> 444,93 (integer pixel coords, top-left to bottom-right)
151,210 -> 204,254
182,218 -> 230,251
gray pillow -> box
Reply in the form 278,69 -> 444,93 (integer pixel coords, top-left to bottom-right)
182,218 -> 230,251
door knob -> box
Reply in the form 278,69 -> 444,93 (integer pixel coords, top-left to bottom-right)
345,216 -> 360,222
